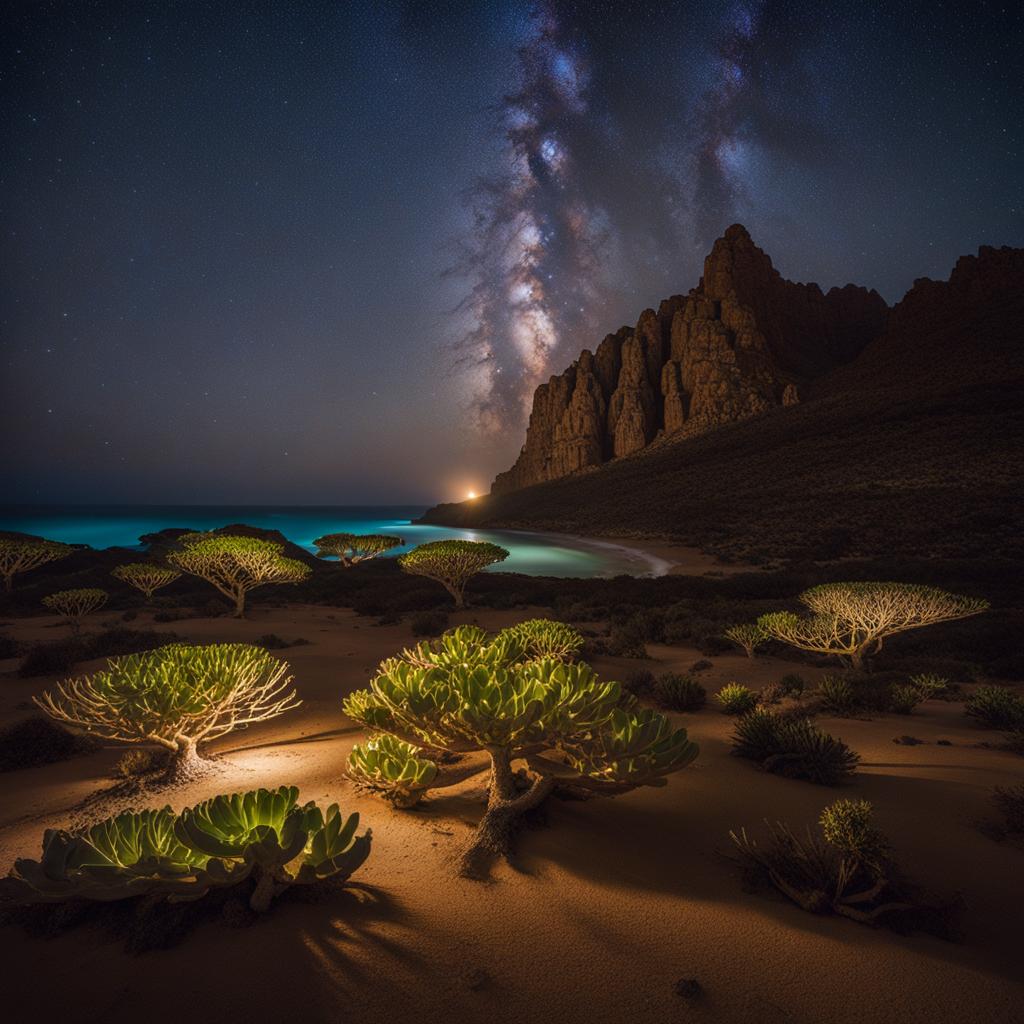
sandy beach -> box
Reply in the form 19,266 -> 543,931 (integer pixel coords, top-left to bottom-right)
2,603 -> 1021,1024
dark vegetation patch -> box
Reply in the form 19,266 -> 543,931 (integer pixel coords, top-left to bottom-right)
4,527 -> 1021,683
731,710 -> 859,784
253,634 -> 310,650
18,628 -> 182,677
0,717 -> 100,772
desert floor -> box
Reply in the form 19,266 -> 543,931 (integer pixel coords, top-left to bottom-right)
1,603 -> 1022,1024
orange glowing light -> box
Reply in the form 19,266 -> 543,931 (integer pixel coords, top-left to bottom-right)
466,490 -> 477,500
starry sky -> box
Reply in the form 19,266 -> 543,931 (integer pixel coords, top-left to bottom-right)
2,0 -> 1022,505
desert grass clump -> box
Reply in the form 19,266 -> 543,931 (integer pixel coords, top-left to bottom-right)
168,534 -> 310,618
0,537 -> 74,592
343,624 -> 698,877
731,709 -> 859,784
716,682 -> 757,715
759,582 -> 989,670
889,684 -> 925,715
498,618 -> 584,661
654,673 -> 706,712
724,622 -> 768,658
397,540 -> 508,609
818,674 -> 857,715
964,685 -> 1024,730
34,643 -> 300,781
731,799 -> 957,936
347,734 -> 438,808
111,563 -> 181,602
42,588 -> 108,633
313,533 -> 404,566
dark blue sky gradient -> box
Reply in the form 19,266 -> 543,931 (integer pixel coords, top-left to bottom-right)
2,1 -> 1021,504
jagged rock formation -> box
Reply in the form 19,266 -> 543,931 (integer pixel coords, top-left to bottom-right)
492,225 -> 888,494
422,241 -> 1024,564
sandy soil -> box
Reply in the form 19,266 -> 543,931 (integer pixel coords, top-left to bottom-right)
1,604 -> 1022,1024
592,535 -> 760,576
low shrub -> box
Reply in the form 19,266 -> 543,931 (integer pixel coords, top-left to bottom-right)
731,710 -> 859,784
0,634 -> 20,659
964,685 -> 1024,730
716,683 -> 757,716
778,674 -> 806,698
499,619 -> 585,660
818,675 -> 857,715
0,717 -> 101,772
18,628 -> 182,678
607,619 -> 647,658
410,609 -> 450,636
731,798 -> 959,937
621,669 -> 656,698
889,684 -> 925,715
992,784 -> 1024,834
254,634 -> 310,650
654,674 -> 706,712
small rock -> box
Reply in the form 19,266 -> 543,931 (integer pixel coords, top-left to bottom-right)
893,735 -> 923,745
675,978 -> 703,1000
462,967 -> 490,991
937,739 -> 953,746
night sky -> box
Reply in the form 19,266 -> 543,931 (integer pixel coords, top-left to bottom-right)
3,1 -> 1022,506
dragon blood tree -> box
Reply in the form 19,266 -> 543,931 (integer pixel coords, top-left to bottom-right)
397,540 -> 508,608
343,625 -> 699,878
42,588 -> 108,633
313,533 -> 404,566
759,582 -> 989,670
35,643 -> 300,781
111,562 -> 181,602
0,537 -> 74,592
168,533 -> 311,617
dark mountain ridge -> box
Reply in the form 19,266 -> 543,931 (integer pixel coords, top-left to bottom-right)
422,237 -> 1024,563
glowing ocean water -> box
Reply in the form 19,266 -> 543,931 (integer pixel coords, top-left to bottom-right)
0,505 -> 670,579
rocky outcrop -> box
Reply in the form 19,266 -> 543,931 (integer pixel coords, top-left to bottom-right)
491,224 -> 888,495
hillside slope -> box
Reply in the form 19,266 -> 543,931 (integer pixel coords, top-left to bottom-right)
422,244 -> 1024,562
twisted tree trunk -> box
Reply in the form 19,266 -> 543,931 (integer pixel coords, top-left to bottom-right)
458,746 -> 554,880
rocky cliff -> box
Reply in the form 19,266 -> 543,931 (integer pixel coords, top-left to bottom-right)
492,224 -> 888,494
420,240 -> 1024,564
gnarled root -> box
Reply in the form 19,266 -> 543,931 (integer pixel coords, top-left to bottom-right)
458,748 -> 555,880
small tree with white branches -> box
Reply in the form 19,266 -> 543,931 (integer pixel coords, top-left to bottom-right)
724,622 -> 768,659
168,534 -> 311,617
313,533 -> 404,566
759,582 -> 988,670
0,537 -> 74,592
35,643 -> 300,781
397,540 -> 508,608
111,563 -> 181,602
42,588 -> 108,633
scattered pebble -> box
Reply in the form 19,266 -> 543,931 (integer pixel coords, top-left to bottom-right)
675,978 -> 703,999
461,967 -> 490,991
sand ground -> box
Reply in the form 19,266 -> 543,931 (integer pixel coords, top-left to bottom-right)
1,603 -> 1022,1024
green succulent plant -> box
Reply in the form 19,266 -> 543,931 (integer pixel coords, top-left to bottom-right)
7,787 -> 371,914
716,682 -> 757,715
344,623 -> 698,878
347,734 -> 439,808
498,619 -> 585,661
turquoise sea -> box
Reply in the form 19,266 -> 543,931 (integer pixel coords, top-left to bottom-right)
0,505 -> 670,579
